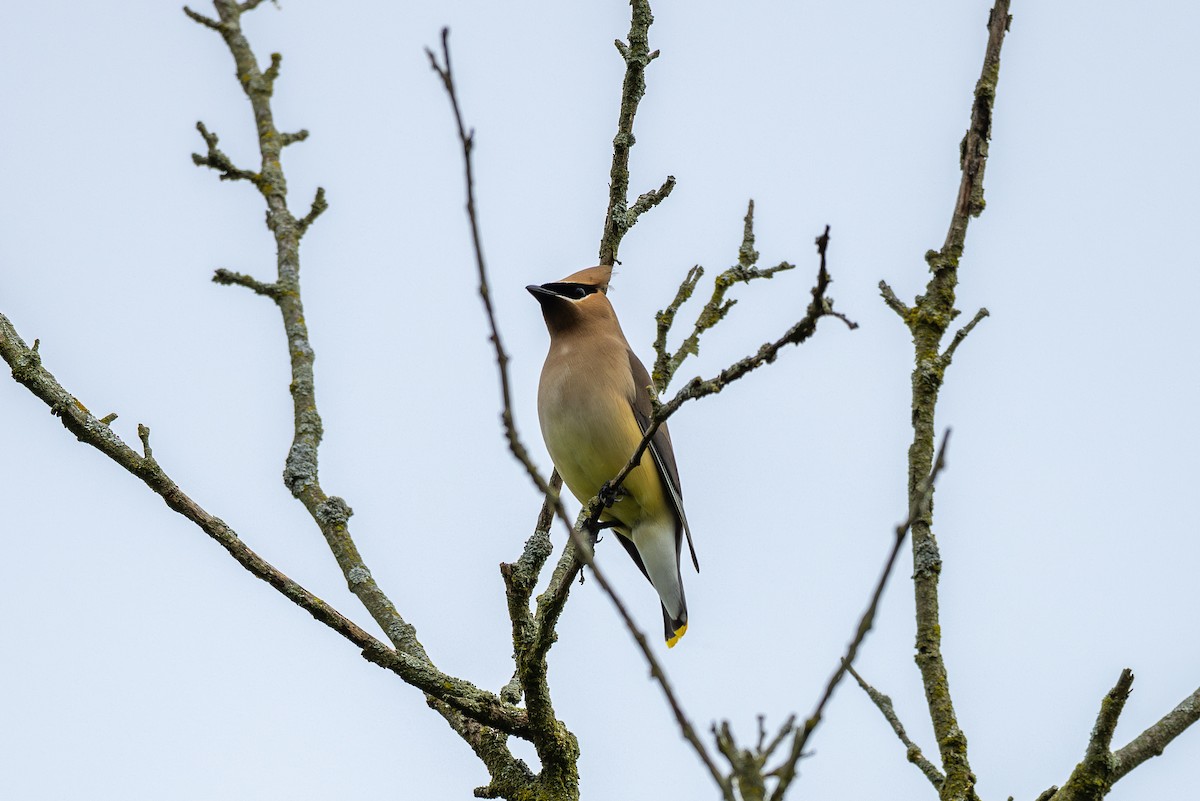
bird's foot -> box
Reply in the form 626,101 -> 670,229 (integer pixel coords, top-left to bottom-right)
597,480 -> 624,509
584,518 -> 619,546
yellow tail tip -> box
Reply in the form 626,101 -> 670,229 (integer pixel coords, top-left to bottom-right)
666,623 -> 688,648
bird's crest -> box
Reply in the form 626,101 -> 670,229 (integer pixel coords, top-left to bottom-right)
557,265 -> 613,293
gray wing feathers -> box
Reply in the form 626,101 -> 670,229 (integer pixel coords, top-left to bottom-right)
626,350 -> 700,573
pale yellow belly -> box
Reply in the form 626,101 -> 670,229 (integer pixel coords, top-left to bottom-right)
539,372 -> 667,529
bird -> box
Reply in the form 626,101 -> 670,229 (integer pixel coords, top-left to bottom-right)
527,265 -> 699,647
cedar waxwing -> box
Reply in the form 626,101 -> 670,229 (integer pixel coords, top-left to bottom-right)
527,265 -> 699,647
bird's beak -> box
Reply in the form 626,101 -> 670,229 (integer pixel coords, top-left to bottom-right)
526,284 -> 556,302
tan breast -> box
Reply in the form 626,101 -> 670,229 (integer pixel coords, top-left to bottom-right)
537,333 -> 666,527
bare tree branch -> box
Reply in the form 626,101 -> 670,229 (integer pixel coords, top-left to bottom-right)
767,431 -> 952,800
191,121 -> 262,185
652,264 -> 705,390
497,228 -> 854,796
212,267 -> 281,298
577,533 -> 735,799
879,279 -> 911,318
190,0 -> 430,668
182,6 -> 222,31
424,27 -> 682,799
1045,674 -> 1200,801
533,227 -> 858,795
1087,671 -> 1134,760
1,10 -> 547,788
279,128 -> 310,148
1112,684 -> 1200,782
940,306 -> 990,368
1051,670 -> 1135,801
297,186 -> 328,235
424,34 -> 592,711
425,29 -> 555,506
877,4 -> 1011,799
847,664 -> 945,790
501,475 -> 564,706
716,720 -> 772,801
187,3 -> 540,792
590,225 -> 855,536
598,0 -> 673,266
651,200 -> 798,394
629,174 -> 676,221
427,20 -> 745,792
698,430 -> 952,798
0,314 -> 529,735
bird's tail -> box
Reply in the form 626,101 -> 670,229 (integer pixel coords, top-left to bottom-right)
616,521 -> 689,647
663,607 -> 688,648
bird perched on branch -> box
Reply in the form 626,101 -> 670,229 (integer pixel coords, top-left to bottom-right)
527,265 -> 699,647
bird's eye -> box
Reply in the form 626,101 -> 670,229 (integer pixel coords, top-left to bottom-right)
541,282 -> 595,300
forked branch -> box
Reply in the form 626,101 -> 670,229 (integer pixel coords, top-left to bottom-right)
187,1 -> 535,793
874,3 -> 1011,799
598,0 -> 674,266
0,314 -> 528,735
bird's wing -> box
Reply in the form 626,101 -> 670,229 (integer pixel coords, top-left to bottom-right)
626,349 -> 700,572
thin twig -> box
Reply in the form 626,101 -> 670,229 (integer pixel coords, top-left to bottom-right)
297,186 -> 328,236
715,721 -> 765,801
425,29 -> 559,509
425,20 -> 583,645
652,200 -> 798,393
846,664 -> 944,789
579,534 -> 734,799
940,306 -> 990,367
427,27 -> 591,794
212,268 -> 281,298
768,431 -> 952,799
587,226 -> 855,535
629,175 -> 676,220
182,6 -> 221,30
279,129 -> 310,148
760,715 -> 797,764
652,264 -> 704,391
191,121 -> 262,185
878,279 -> 911,319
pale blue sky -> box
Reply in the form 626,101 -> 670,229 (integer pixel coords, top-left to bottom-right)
2,2 -> 1197,799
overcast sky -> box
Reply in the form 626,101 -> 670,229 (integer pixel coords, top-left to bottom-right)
2,2 -> 1197,799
